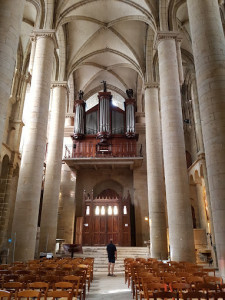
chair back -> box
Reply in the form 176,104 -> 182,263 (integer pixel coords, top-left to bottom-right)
16,290 -> 41,300
45,290 -> 71,300
0,290 -> 11,300
182,291 -> 208,299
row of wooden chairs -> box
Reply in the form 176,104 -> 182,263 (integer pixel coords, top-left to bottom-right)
143,290 -> 225,300
0,278 -> 82,299
124,258 -> 222,300
0,289 -> 77,300
0,257 -> 94,300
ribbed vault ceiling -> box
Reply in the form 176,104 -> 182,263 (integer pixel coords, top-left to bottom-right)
18,0 -> 225,102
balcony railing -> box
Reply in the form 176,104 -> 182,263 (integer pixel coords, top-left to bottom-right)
64,142 -> 143,159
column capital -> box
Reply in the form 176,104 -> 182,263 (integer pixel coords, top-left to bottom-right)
51,81 -> 68,90
155,31 -> 181,48
144,82 -> 159,90
32,29 -> 58,49
30,34 -> 36,43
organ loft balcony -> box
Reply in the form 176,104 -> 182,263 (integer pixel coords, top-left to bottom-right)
63,88 -> 143,170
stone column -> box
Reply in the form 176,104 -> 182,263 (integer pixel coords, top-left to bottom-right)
191,79 -> 204,154
176,39 -> 184,86
39,82 -> 67,254
187,0 -> 225,277
195,180 -> 207,230
11,30 -> 57,262
28,36 -> 36,75
0,0 -> 25,152
157,32 -> 195,262
145,84 -> 168,260
57,163 -> 76,244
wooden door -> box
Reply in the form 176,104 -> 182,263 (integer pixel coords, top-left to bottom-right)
82,189 -> 131,246
107,205 -> 119,244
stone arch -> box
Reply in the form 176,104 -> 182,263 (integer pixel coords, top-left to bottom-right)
68,48 -> 144,80
189,174 -> 195,184
93,179 -> 123,198
191,204 -> 197,229
194,170 -> 202,184
83,84 -> 127,101
0,155 -> 10,179
186,150 -> 192,168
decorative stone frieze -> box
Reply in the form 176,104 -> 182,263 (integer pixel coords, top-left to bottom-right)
32,29 -> 58,49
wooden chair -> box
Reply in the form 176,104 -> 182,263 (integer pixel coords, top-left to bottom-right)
14,270 -> 31,275
175,272 -> 191,280
204,276 -> 223,285
0,266 -> 8,270
2,282 -> 24,297
186,276 -> 204,289
143,282 -> 167,300
77,264 -> 91,292
0,271 -> 11,276
214,292 -> 225,299
163,276 -> 183,285
83,258 -> 94,280
63,275 -> 83,300
136,273 -> 153,300
193,272 -> 208,277
54,282 -> 74,292
153,291 -> 179,299
203,268 -> 216,276
45,290 -> 72,300
182,291 -> 208,299
169,282 -> 191,295
40,276 -> 60,289
53,270 -> 67,279
16,290 -> 41,300
195,282 -> 219,298
18,275 -> 37,285
0,290 -> 11,300
3,275 -> 20,283
135,272 -> 153,300
54,281 -> 80,299
28,282 -> 49,296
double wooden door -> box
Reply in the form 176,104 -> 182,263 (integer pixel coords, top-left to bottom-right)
81,191 -> 131,246
92,204 -> 119,245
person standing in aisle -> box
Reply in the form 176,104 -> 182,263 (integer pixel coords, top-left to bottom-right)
106,238 -> 117,276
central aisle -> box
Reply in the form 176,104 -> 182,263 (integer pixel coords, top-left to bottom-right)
86,273 -> 132,299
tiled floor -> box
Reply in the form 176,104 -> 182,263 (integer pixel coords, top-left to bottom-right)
86,272 -> 132,299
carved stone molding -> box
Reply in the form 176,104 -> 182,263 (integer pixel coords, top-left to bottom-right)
65,113 -> 74,119
144,82 -> 159,90
51,81 -> 68,90
155,31 -> 181,49
30,34 -> 36,43
32,29 -> 58,49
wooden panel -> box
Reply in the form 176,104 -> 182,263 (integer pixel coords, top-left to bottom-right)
82,191 -> 131,246
73,135 -> 137,158
100,216 -> 107,245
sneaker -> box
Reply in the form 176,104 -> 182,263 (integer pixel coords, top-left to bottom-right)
111,274 -> 116,277
107,273 -> 111,276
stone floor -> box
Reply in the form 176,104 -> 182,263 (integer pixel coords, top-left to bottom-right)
86,272 -> 132,299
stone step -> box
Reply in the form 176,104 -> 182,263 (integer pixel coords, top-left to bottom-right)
71,246 -> 149,273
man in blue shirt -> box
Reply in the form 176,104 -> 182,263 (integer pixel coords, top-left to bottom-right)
106,238 -> 117,276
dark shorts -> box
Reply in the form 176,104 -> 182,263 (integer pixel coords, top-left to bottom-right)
108,257 -> 115,263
